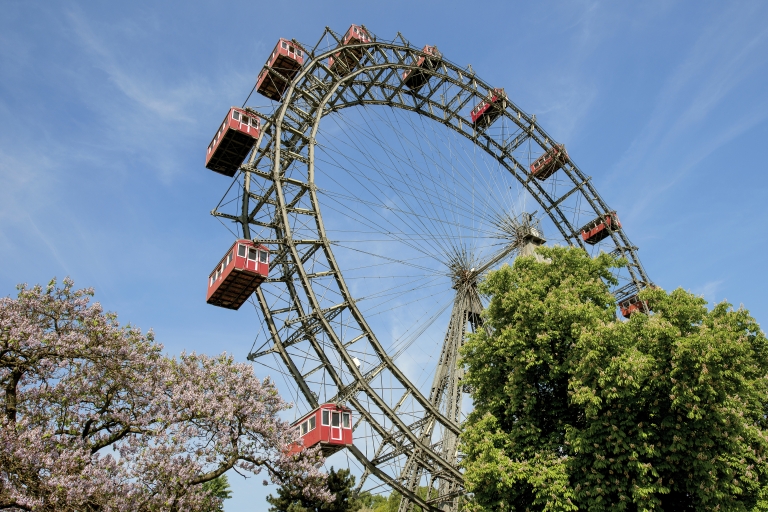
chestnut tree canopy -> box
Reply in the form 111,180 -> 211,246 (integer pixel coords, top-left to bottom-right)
0,278 -> 328,511
460,247 -> 768,511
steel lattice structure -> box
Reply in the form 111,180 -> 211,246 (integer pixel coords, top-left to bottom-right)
210,26 -> 652,512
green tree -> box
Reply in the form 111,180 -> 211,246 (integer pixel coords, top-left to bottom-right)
201,475 -> 232,511
268,467 -> 361,512
357,491 -> 387,510
460,246 -> 768,511
367,487 -> 438,512
371,491 -> 401,512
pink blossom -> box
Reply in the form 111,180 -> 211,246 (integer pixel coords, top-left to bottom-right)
1,278 -> 329,511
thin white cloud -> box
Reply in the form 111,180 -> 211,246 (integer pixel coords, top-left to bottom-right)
23,213 -> 73,277
0,144 -> 63,232
607,3 -> 768,221
59,8 -> 264,183
517,1 -> 659,143
693,279 -> 725,305
66,10 -> 201,123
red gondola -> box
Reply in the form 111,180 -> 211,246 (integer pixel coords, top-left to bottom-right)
618,294 -> 647,318
530,144 -> 569,180
255,38 -> 306,101
618,284 -> 658,318
471,88 -> 507,129
580,212 -> 621,245
328,24 -> 372,76
402,45 -> 441,91
288,404 -> 353,457
206,239 -> 269,310
205,108 -> 260,177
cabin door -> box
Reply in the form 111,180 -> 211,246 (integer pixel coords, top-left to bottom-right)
247,247 -> 258,271
330,411 -> 341,441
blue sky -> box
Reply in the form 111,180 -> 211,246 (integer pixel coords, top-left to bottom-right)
2,1 -> 768,509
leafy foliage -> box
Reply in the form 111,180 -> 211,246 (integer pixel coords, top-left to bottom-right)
268,467 -> 363,512
357,491 -> 387,511
369,488 -> 440,512
0,278 -> 328,511
201,475 -> 232,511
460,246 -> 768,511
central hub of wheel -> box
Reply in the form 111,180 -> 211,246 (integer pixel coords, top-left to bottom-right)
446,249 -> 480,291
493,212 -> 545,246
450,267 -> 477,290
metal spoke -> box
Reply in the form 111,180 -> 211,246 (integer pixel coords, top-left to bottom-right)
210,26 -> 653,512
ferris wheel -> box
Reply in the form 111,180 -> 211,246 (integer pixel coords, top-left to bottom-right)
204,25 -> 652,512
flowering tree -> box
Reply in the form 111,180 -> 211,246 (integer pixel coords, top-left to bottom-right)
0,278 -> 329,511
460,247 -> 768,511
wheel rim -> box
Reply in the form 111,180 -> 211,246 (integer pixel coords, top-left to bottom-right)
212,28 -> 652,511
